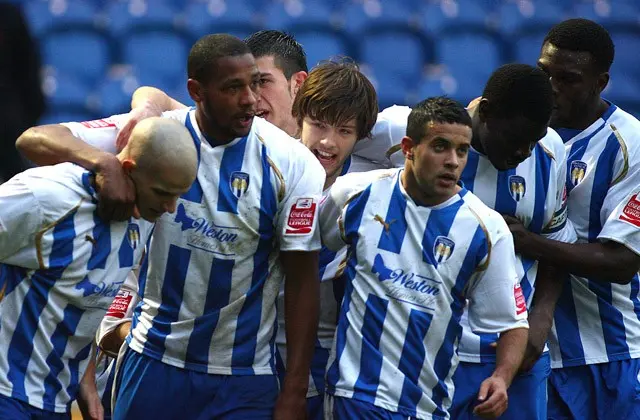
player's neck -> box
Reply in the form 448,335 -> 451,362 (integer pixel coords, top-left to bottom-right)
469,111 -> 486,155
554,98 -> 610,131
195,107 -> 236,145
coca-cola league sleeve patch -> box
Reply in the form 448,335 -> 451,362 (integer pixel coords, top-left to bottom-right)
619,193 -> 640,228
284,197 -> 318,235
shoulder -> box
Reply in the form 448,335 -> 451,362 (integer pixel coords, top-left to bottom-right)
461,190 -> 510,239
161,107 -> 191,123
330,169 -> 398,206
252,117 -> 325,179
538,128 -> 566,161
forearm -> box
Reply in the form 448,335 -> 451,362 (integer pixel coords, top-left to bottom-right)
98,321 -> 131,357
527,265 -> 565,348
520,234 -> 634,283
16,125 -> 112,170
282,252 -> 320,394
131,86 -> 186,111
492,327 -> 528,388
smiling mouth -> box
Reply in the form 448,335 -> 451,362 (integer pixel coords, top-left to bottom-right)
313,149 -> 337,165
255,110 -> 268,118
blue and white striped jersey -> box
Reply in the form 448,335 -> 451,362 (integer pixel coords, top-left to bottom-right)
0,163 -> 151,413
319,169 -> 528,419
457,128 -> 576,363
65,109 -> 326,375
549,103 -> 640,368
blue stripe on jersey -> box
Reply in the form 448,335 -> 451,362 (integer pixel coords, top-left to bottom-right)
352,294 -> 389,403
117,228 -> 136,268
319,246 -> 338,280
460,150 -> 481,192
217,136 -> 249,214
630,275 -> 640,324
87,213 -> 110,270
341,156 -> 352,176
520,263 -> 533,303
377,181 -> 407,254
588,280 -> 629,358
397,309 -> 434,417
422,199 -> 464,267
182,113 -> 204,204
588,134 -> 619,242
553,280 -> 586,365
529,144 -> 552,234
131,234 -> 152,336
7,210 -> 77,401
142,245 -> 190,355
184,257 -> 234,367
65,343 -> 92,404
479,334 -> 499,363
0,265 -> 26,307
326,186 -> 372,394
42,305 -> 84,408
565,124 -> 606,195
432,224 -> 489,415
231,144 -> 277,374
494,168 -> 517,216
311,342 -> 330,393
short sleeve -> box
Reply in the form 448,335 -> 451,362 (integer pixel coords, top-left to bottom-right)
542,141 -> 576,243
319,187 -> 348,252
599,187 -> 640,256
61,115 -> 128,154
97,270 -> 140,346
0,177 -> 43,262
466,227 -> 529,334
276,147 -> 325,252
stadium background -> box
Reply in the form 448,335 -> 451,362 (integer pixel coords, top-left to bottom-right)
11,0 -> 640,125
4,0 -> 639,418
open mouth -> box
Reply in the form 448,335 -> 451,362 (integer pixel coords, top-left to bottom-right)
437,174 -> 457,186
237,113 -> 254,127
255,110 -> 269,119
313,149 -> 337,166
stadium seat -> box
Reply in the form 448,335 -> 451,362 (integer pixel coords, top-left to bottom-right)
416,76 -> 451,103
180,0 -> 259,40
421,0 -> 491,34
105,0 -> 178,38
360,28 -> 430,84
41,29 -> 111,84
609,29 -> 640,77
338,0 -> 415,37
374,76 -> 412,110
42,73 -> 92,112
24,0 -> 100,38
293,30 -> 351,68
120,30 -> 190,90
497,1 -> 566,35
96,75 -> 137,116
263,1 -> 334,31
511,30 -> 546,65
571,1 -> 640,26
604,71 -> 640,104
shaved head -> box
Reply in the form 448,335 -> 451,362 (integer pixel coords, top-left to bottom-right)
118,117 -> 198,221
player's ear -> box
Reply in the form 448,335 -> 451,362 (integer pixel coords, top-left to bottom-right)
477,98 -> 491,124
290,71 -> 308,98
121,159 -> 137,175
401,136 -> 416,161
187,79 -> 205,103
597,71 -> 610,94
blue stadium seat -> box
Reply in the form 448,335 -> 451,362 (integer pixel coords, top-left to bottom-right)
511,30 -> 546,65
293,30 -> 351,68
416,77 -> 451,103
24,0 -> 100,38
571,1 -> 640,26
360,29 -> 430,84
121,30 -> 190,89
497,1 -> 566,35
604,71 -> 640,104
374,76 -> 412,110
609,29 -> 640,76
105,0 -> 178,38
436,31 -> 505,102
43,73 -> 91,111
263,1 -> 334,31
39,110 -> 97,125
180,0 -> 259,40
421,0 -> 491,34
168,82 -> 193,108
338,0 -> 414,37
41,29 -> 111,84
96,75 -> 137,116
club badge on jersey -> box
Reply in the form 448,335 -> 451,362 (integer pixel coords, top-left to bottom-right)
230,171 -> 250,199
127,223 -> 140,250
570,160 -> 588,186
285,198 -> 318,235
509,175 -> 526,202
433,236 -> 455,265
619,193 -> 640,228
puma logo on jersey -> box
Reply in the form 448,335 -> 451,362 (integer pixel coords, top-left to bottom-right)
374,215 -> 396,232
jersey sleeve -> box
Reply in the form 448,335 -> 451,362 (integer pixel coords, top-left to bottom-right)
60,115 -> 128,153
542,139 -> 576,243
276,143 -> 325,252
466,224 -> 529,334
351,105 -> 410,169
96,270 -> 139,356
0,176 -> 44,264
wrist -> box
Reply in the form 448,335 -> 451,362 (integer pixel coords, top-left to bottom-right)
281,374 -> 309,396
93,152 -> 120,173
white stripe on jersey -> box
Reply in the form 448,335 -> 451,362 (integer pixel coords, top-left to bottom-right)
120,110 -> 325,374
0,164 -> 151,412
457,129 -> 575,363
320,169 -> 528,419
549,103 -> 640,368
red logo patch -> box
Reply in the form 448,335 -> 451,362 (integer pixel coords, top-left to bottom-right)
80,118 -> 116,129
105,291 -> 133,319
514,284 -> 527,315
285,198 -> 317,235
619,193 -> 640,228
